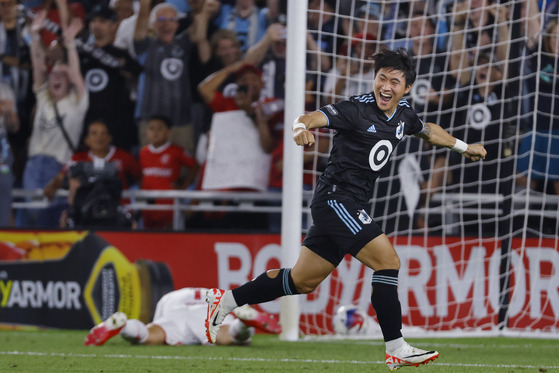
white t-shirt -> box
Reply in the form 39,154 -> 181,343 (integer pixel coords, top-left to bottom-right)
28,84 -> 89,164
149,287 -> 235,346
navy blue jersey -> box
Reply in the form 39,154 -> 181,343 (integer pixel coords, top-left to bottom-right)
314,92 -> 424,204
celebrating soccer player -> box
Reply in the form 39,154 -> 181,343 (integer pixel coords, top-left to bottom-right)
205,47 -> 487,370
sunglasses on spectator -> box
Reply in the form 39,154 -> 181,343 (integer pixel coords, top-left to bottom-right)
157,16 -> 179,22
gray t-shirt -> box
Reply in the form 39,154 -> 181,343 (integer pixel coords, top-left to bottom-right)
134,31 -> 193,126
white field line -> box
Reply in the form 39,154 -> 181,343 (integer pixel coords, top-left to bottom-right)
1,350 -> 559,370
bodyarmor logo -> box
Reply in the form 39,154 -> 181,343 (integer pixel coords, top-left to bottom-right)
396,121 -> 405,139
0,280 -> 82,309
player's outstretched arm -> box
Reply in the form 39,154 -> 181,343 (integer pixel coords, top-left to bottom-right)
292,111 -> 328,147
415,122 -> 487,162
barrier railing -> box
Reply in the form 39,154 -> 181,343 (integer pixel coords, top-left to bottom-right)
11,189 -> 557,231
11,189 -> 313,230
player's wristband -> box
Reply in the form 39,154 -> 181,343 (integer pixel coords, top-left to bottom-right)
292,121 -> 307,137
452,139 -> 468,153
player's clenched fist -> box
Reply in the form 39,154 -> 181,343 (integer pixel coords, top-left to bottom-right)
292,121 -> 315,146
293,129 -> 315,147
463,143 -> 487,162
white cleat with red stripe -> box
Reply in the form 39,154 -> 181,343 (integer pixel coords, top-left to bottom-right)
205,288 -> 228,344
385,342 -> 439,370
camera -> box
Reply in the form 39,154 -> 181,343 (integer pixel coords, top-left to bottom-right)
67,162 -> 133,229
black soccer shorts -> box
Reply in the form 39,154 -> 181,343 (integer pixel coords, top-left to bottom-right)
302,197 -> 384,266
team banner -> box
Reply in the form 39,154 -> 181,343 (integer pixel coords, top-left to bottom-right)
0,231 -> 557,334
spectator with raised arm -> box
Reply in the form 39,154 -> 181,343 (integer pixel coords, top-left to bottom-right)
0,82 -> 19,227
517,12 -> 559,194
184,0 -> 224,149
322,32 -> 377,105
218,0 -> 267,56
307,0 -> 344,73
134,0 -> 199,155
244,22 -> 287,99
0,0 -> 33,187
16,10 -> 88,228
405,11 -> 458,224
450,0 -> 511,85
443,3 -> 516,234
195,62 -> 278,229
79,4 -> 141,152
198,62 -> 274,156
111,0 -> 136,25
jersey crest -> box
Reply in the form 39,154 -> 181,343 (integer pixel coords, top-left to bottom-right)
396,121 -> 405,139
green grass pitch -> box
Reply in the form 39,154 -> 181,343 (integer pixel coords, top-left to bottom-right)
1,329 -> 558,372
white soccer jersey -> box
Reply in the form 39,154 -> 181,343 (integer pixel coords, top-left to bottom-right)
149,288 -> 235,346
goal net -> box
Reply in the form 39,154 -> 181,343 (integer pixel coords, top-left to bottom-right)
291,0 -> 559,338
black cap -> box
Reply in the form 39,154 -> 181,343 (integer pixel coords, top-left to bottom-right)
89,5 -> 117,22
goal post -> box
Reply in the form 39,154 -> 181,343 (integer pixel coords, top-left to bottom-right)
279,0 -> 307,341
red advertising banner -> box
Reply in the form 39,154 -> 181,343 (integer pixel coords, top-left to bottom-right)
1,231 -> 557,334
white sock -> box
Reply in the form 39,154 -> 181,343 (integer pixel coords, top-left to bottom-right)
222,290 -> 239,313
385,337 -> 406,354
228,319 -> 254,343
120,319 -> 149,344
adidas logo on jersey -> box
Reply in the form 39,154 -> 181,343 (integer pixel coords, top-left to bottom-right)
367,124 -> 377,133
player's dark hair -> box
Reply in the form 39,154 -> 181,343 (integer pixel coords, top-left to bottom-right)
371,46 -> 417,86
148,114 -> 173,129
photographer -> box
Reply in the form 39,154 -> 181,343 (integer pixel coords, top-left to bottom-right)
44,120 -> 141,228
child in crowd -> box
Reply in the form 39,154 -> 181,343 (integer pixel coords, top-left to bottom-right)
139,115 -> 198,229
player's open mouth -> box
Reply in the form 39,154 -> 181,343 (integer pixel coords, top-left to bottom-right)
379,92 -> 392,104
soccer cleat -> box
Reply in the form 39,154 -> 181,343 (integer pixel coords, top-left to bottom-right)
385,342 -> 439,371
233,305 -> 282,334
84,312 -> 127,346
205,288 -> 229,344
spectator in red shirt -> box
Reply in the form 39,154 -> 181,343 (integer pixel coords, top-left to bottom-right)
139,115 -> 199,229
44,120 -> 141,199
43,119 -> 141,228
198,62 -> 275,157
196,62 -> 280,230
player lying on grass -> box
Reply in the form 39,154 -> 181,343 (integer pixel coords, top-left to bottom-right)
205,47 -> 487,371
85,287 -> 280,346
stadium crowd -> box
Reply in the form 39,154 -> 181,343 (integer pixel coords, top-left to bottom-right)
0,0 -> 557,231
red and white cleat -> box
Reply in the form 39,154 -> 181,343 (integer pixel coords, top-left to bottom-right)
84,312 -> 127,346
385,342 -> 439,371
233,305 -> 282,334
205,288 -> 228,344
